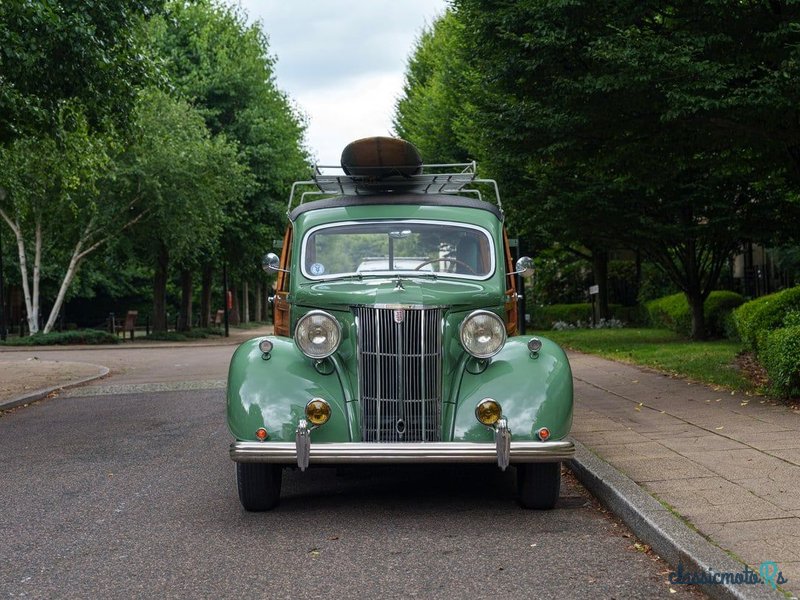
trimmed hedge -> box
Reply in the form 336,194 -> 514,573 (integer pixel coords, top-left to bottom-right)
0,329 -> 120,346
645,291 -> 744,338
760,325 -> 800,398
733,286 -> 800,352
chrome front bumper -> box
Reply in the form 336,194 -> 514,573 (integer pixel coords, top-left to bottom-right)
230,439 -> 575,467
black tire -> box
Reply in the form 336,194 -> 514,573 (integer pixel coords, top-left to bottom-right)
517,462 -> 561,509
236,462 -> 282,511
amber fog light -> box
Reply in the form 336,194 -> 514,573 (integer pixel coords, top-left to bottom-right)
305,398 -> 331,426
536,427 -> 550,441
475,398 -> 502,426
255,428 -> 268,441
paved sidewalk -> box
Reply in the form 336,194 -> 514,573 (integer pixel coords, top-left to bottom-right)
569,351 -> 800,598
2,332 -> 798,596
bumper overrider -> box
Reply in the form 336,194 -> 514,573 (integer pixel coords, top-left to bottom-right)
230,418 -> 575,471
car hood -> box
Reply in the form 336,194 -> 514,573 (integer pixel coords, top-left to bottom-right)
293,277 -> 503,311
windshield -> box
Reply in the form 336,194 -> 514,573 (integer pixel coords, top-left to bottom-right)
301,220 -> 495,280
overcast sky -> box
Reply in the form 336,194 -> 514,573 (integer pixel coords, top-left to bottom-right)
235,0 -> 449,164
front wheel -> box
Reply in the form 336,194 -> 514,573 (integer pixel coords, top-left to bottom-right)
517,462 -> 561,509
236,462 -> 282,511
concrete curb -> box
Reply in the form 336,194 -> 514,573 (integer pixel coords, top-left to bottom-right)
0,364 -> 110,411
568,440 -> 790,600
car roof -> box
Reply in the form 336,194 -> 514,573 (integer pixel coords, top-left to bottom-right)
288,194 -> 503,222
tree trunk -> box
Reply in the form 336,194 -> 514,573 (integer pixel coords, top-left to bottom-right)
591,247 -> 610,322
200,264 -> 213,328
179,268 -> 192,331
0,210 -> 37,334
31,220 -> 41,333
242,280 -> 250,324
43,239 -> 84,334
255,282 -> 263,322
153,242 -> 169,333
686,290 -> 707,341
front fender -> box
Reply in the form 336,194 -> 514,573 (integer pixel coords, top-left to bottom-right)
226,337 -> 352,442
451,336 -> 573,443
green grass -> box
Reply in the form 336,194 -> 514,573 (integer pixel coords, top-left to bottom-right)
541,328 -> 755,392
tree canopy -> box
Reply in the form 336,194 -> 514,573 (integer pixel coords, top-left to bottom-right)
395,1 -> 800,338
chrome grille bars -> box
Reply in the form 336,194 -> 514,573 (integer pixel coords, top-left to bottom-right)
355,306 -> 443,442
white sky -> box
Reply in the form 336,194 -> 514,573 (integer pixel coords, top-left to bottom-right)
235,0 -> 449,164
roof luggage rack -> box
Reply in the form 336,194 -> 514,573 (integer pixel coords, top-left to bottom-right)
287,161 -> 502,215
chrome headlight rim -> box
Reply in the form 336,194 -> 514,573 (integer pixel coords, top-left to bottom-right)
459,309 -> 507,359
294,310 -> 342,359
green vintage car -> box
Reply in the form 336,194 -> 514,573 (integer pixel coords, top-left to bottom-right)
227,137 -> 574,511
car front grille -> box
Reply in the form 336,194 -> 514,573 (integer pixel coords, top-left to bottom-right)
354,306 -> 443,442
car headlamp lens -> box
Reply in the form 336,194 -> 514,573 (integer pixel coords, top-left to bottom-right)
295,310 -> 341,359
305,398 -> 331,426
475,398 -> 502,426
459,310 -> 506,358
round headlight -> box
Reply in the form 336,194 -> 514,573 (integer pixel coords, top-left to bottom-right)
295,310 -> 341,359
459,310 -> 507,358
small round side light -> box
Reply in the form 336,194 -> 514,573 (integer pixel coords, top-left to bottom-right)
528,337 -> 543,353
305,398 -> 331,427
259,339 -> 274,354
536,427 -> 550,441
475,398 -> 502,426
255,427 -> 268,441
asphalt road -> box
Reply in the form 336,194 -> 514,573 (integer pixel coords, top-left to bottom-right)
0,386 -> 705,600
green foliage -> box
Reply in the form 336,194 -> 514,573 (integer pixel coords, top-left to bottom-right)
760,326 -> 800,398
121,88 -> 249,263
0,0 -> 162,142
530,303 -> 640,329
144,327 -> 222,341
733,286 -> 800,352
646,291 -> 744,338
429,0 -> 800,339
393,11 -> 471,163
148,0 -> 309,278
0,329 -> 119,346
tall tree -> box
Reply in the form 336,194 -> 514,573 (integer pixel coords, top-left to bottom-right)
450,0 -> 800,338
117,88 -> 250,332
393,12 -> 471,164
0,105 -> 145,334
148,1 -> 309,325
0,0 -> 162,333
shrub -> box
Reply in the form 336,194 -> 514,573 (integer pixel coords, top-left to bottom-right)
145,328 -> 223,342
760,325 -> 800,397
733,286 -> 800,352
531,303 -> 639,329
532,303 -> 592,328
645,291 -> 744,338
705,291 -> 747,337
645,293 -> 690,334
0,329 -> 120,346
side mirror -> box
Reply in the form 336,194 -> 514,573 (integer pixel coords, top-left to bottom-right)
514,256 -> 535,278
262,252 -> 281,273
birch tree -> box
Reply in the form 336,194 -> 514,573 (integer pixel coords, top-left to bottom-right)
0,105 -> 143,333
